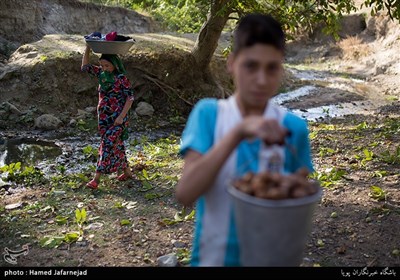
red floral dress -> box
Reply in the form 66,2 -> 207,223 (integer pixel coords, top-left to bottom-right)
82,64 -> 135,174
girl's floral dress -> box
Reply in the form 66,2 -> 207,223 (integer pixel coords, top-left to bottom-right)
82,64 -> 134,174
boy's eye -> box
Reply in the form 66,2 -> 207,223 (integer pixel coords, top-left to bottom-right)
266,63 -> 281,74
244,61 -> 258,71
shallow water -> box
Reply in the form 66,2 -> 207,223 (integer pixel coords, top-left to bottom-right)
0,138 -> 62,168
0,127 -> 180,178
272,67 -> 387,121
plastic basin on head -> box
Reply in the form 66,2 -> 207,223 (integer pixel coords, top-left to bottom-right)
227,182 -> 322,267
85,40 -> 135,54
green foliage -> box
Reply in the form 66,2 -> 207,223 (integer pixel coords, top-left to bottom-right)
162,208 -> 195,225
176,248 -> 191,265
82,0 -> 207,32
40,231 -> 80,248
356,121 -> 369,131
0,162 -> 22,180
77,119 -> 89,132
56,165 -> 66,175
372,170 -> 387,178
380,146 -> 400,164
142,136 -> 180,160
317,124 -> 336,130
114,202 -> 125,209
77,119 -> 97,132
40,236 -> 65,248
369,186 -> 387,201
40,55 -> 48,62
363,0 -> 400,19
310,167 -> 346,188
75,208 -> 87,234
55,215 -> 69,225
354,148 -> 374,166
369,205 -> 391,215
222,45 -> 232,58
309,130 -> 318,140
381,118 -> 400,138
0,162 -> 45,185
141,169 -> 161,181
38,209 -> 87,249
318,147 -> 336,157
144,192 -> 160,200
64,232 -> 80,243
82,145 -> 98,160
120,219 -> 131,226
149,0 -> 207,33
75,208 -> 87,226
80,0 -> 400,63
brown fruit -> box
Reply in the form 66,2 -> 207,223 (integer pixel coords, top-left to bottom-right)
234,170 -> 318,200
258,171 -> 271,183
296,167 -> 310,178
251,175 -> 265,192
278,176 -> 293,198
237,182 -> 254,195
304,181 -> 318,195
290,186 -> 308,198
269,173 -> 282,188
242,172 -> 254,183
255,186 -> 283,200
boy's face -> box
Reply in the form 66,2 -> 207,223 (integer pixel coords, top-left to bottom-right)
228,44 -> 284,108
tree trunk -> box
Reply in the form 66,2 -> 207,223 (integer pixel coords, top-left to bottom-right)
191,0 -> 231,73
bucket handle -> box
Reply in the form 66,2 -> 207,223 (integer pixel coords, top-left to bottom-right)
235,138 -> 309,176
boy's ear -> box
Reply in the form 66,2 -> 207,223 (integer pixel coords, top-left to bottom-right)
226,53 -> 235,74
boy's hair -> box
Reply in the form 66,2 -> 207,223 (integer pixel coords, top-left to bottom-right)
233,13 -> 285,54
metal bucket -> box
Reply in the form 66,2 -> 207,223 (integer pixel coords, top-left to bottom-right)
227,182 -> 322,266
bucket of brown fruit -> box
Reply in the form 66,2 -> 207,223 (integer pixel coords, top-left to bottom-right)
228,168 -> 322,266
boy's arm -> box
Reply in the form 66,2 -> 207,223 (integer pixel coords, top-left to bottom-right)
176,116 -> 287,206
176,125 -> 243,206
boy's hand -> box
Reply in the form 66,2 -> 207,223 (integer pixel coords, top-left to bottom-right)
238,116 -> 288,145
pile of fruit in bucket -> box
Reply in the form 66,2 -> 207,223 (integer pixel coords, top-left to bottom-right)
232,168 -> 318,200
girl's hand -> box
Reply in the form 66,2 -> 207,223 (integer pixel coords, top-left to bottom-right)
114,115 -> 124,126
237,116 -> 288,145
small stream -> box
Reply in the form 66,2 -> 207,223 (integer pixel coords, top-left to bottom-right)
273,67 -> 388,121
0,128 -> 180,180
0,66 -> 392,177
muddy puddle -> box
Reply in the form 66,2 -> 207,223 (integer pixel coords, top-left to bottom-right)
0,138 -> 62,167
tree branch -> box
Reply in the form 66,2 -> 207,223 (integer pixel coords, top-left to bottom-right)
142,74 -> 193,106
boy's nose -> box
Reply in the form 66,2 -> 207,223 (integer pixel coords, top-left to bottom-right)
256,70 -> 268,85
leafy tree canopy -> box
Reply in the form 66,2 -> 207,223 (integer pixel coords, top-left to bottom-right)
81,0 -> 400,38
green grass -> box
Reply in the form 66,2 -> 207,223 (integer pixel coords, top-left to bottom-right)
0,134 -> 185,265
